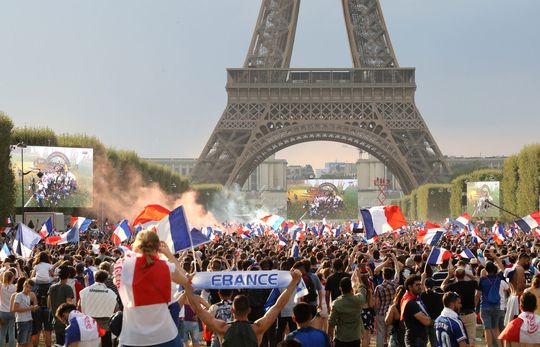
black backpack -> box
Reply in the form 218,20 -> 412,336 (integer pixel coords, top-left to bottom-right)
34,283 -> 50,307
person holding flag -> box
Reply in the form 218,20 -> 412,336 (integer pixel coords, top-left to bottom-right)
113,230 -> 188,347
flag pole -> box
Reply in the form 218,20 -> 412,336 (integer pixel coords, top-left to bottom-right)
182,208 -> 197,272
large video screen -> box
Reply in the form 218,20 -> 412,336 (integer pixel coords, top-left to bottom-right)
466,181 -> 500,218
287,179 -> 358,220
11,146 -> 93,208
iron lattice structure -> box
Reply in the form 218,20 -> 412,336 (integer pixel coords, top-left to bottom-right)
191,0 -> 450,194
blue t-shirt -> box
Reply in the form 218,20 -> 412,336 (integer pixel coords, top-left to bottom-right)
287,327 -> 331,347
434,315 -> 468,347
478,273 -> 503,308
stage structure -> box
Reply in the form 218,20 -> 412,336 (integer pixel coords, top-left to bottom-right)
191,0 -> 450,194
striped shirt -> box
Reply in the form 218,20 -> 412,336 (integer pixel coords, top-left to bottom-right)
374,279 -> 398,316
79,283 -> 117,318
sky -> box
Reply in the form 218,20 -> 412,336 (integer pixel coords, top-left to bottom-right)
1,0 -> 539,170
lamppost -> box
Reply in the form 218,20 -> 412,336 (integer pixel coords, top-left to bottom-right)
16,142 -> 27,222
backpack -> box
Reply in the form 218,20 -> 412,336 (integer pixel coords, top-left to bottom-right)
34,283 -> 50,307
302,273 -> 317,303
485,277 -> 501,305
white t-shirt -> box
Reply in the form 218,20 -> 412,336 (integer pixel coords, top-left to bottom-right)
79,283 -> 117,318
118,259 -> 177,346
0,284 -> 15,312
34,262 -> 53,283
500,279 -> 509,310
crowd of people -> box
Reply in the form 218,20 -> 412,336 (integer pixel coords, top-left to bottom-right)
28,167 -> 78,207
303,194 -> 345,218
0,218 -> 540,347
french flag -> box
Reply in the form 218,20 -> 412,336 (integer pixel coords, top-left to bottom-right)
70,217 -> 92,233
427,247 -> 453,265
416,222 -> 445,245
290,242 -> 299,258
360,205 -> 408,240
515,211 -> 540,232
260,214 -> 285,231
455,213 -> 472,228
492,223 -> 507,245
156,206 -> 210,253
39,217 -> 53,238
201,227 -> 213,238
64,311 -> 105,346
132,204 -> 171,232
46,226 -> 79,245
277,235 -> 288,249
14,223 -> 43,258
111,220 -> 132,245
470,227 -> 485,245
459,248 -> 475,259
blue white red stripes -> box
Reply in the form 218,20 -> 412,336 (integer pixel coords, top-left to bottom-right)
360,205 -> 408,240
427,247 -> 452,265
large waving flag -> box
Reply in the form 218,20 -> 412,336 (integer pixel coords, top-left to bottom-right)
515,211 -> 540,232
156,206 -> 210,253
417,222 -> 445,245
455,213 -> 472,228
70,217 -> 92,233
111,220 -> 132,245
14,223 -> 43,258
39,217 -> 54,238
260,214 -> 285,231
360,205 -> 408,239
46,226 -> 79,245
132,204 -> 171,231
427,247 -> 452,265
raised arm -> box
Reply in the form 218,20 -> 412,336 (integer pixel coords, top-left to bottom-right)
253,269 -> 302,335
184,283 -> 228,336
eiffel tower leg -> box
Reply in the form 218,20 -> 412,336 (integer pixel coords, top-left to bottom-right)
244,0 -> 300,68
343,0 -> 398,67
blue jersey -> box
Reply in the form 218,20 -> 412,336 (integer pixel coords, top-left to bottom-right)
287,327 -> 331,347
434,315 -> 468,347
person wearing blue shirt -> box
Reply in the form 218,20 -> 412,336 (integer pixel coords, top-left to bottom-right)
478,258 -> 505,347
434,292 -> 469,347
286,303 -> 331,347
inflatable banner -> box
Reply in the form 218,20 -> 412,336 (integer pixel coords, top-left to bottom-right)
191,270 -> 295,290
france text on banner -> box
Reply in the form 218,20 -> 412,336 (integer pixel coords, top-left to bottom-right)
192,270 -> 293,290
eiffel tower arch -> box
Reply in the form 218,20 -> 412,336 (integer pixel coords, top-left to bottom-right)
190,0 -> 450,194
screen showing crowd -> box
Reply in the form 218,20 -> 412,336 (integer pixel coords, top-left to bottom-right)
11,145 -> 93,208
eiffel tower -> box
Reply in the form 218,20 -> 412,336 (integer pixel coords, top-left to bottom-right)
190,0 -> 450,194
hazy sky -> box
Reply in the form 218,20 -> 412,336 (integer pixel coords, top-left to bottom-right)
1,0 -> 539,170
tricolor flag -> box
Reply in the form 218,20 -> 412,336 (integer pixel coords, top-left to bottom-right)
70,217 -> 92,233
455,213 -> 472,228
156,206 -> 210,253
290,242 -> 299,258
0,243 -> 11,261
470,227 -> 485,245
64,311 -> 105,346
46,226 -> 79,245
416,222 -> 445,246
39,217 -> 54,238
132,204 -> 171,231
426,247 -> 452,265
459,248 -> 475,259
492,223 -> 507,245
277,235 -> 288,249
14,223 -> 43,258
515,211 -> 540,232
499,312 -> 540,344
360,205 -> 408,240
260,214 -> 285,231
111,220 -> 132,245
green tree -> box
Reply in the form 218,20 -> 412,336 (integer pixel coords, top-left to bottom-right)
501,155 -> 519,220
0,113 -> 15,224
516,144 -> 540,216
